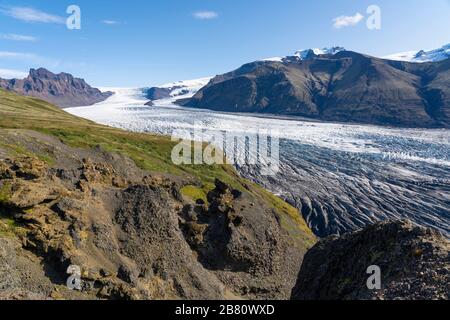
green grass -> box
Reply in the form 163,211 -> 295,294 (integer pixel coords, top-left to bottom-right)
0,89 -> 316,244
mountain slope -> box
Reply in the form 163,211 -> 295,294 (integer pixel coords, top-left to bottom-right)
179,51 -> 450,128
0,89 -> 316,300
0,68 -> 113,108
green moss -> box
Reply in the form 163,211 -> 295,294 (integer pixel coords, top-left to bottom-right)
0,184 -> 25,238
0,142 -> 28,157
0,217 -> 17,237
0,182 -> 11,204
253,184 -> 317,248
181,185 -> 210,204
37,154 -> 55,166
0,217 -> 26,238
0,141 -> 55,166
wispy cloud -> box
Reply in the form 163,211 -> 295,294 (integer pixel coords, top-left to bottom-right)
193,11 -> 218,20
0,6 -> 65,24
0,51 -> 39,60
0,50 -> 86,72
333,13 -> 364,29
101,20 -> 120,25
0,33 -> 37,42
0,68 -> 28,79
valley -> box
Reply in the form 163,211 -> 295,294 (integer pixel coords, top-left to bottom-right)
1,0 -> 449,303
67,88 -> 450,237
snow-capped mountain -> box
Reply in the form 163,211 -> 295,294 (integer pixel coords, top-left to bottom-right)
262,46 -> 345,62
144,77 -> 212,101
262,44 -> 450,64
383,43 -> 450,63
294,46 -> 346,60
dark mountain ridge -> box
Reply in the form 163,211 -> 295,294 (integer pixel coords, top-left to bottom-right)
179,51 -> 450,128
0,68 -> 113,108
292,220 -> 449,300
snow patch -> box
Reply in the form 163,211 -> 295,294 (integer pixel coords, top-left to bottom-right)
154,77 -> 212,99
261,57 -> 284,62
294,47 -> 346,59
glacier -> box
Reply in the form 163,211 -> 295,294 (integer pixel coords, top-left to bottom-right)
66,88 -> 450,237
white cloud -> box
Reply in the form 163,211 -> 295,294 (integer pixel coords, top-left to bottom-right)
0,33 -> 37,41
193,11 -> 218,20
0,68 -> 28,79
0,51 -> 38,60
0,6 -> 65,24
101,20 -> 120,25
333,13 -> 364,29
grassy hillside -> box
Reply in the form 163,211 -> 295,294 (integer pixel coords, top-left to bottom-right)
0,89 -> 316,246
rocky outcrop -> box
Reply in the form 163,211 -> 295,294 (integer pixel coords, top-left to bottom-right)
145,87 -> 179,100
291,220 -> 450,300
180,51 -> 450,128
0,129 -> 316,300
0,68 -> 112,108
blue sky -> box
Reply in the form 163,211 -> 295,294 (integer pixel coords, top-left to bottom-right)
0,0 -> 449,87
